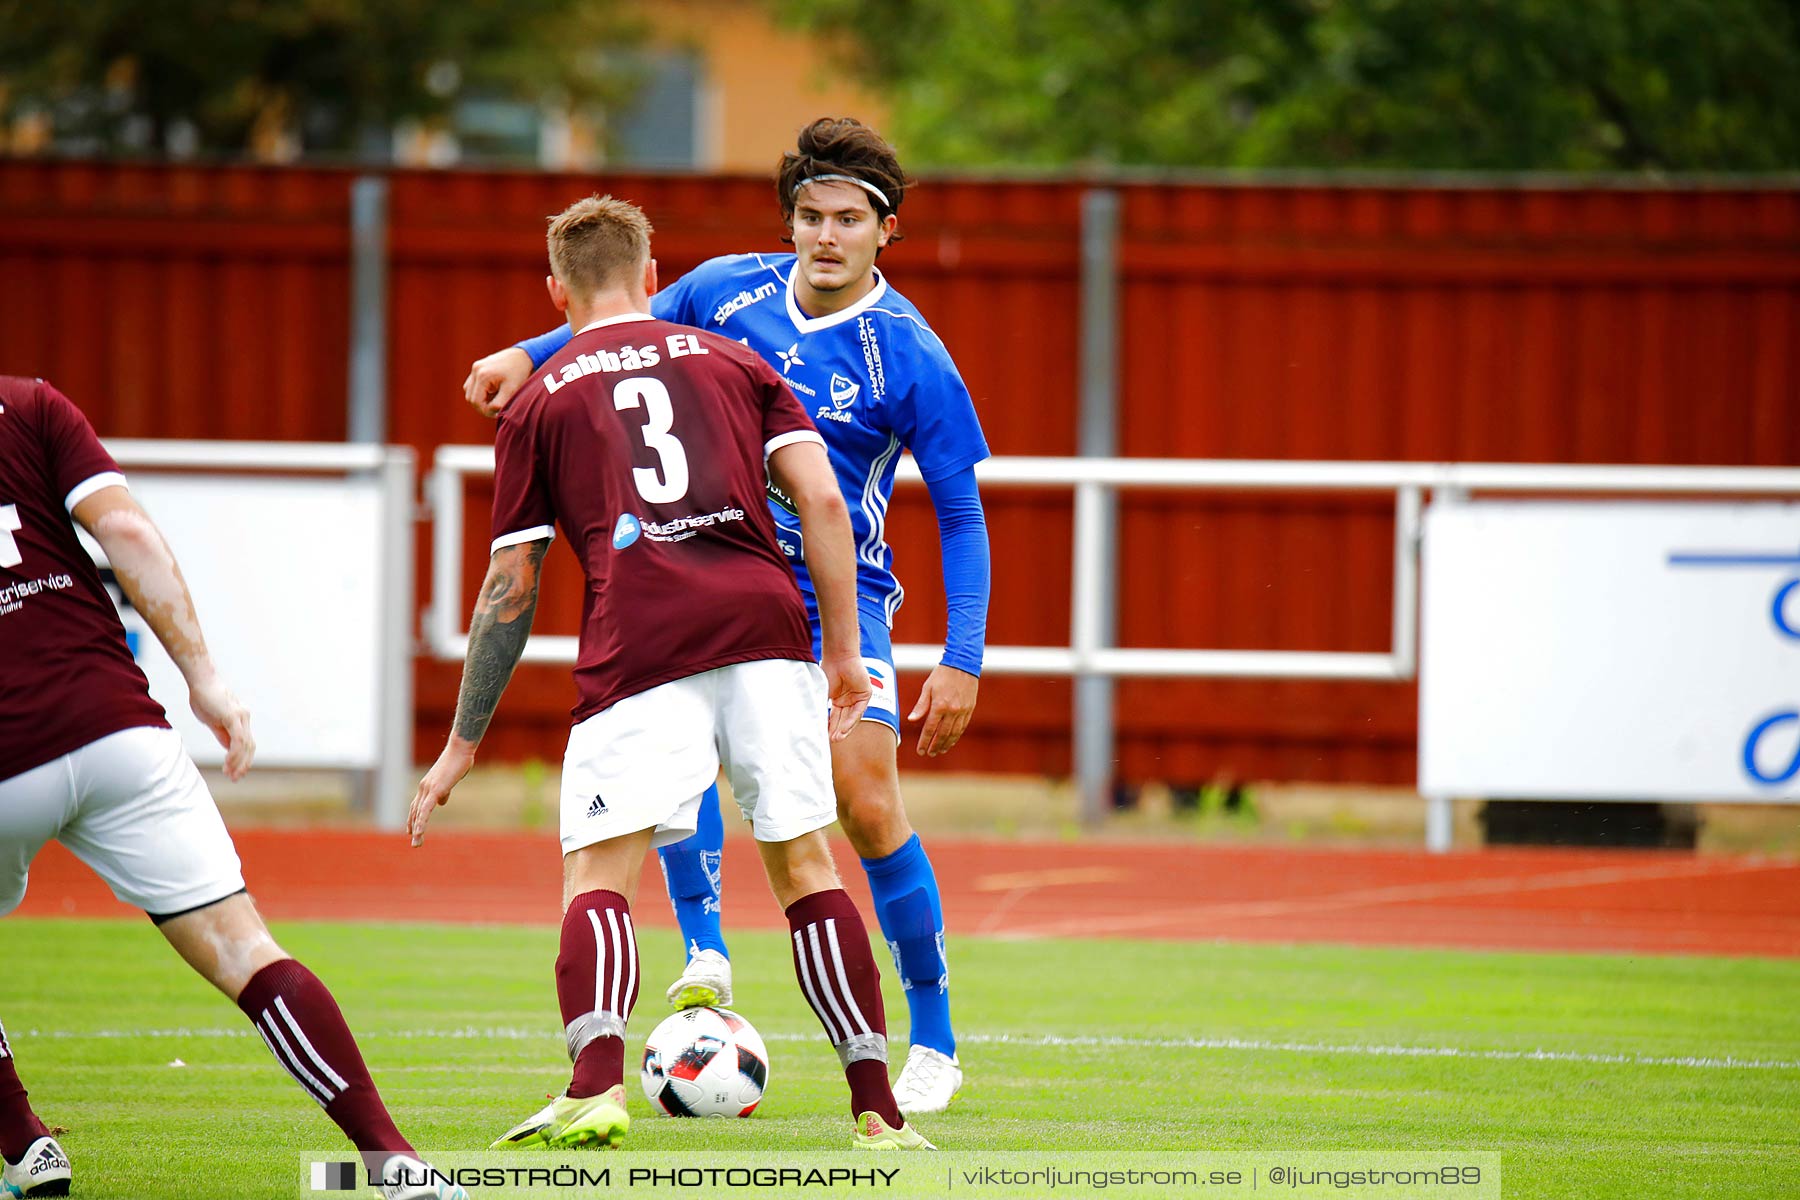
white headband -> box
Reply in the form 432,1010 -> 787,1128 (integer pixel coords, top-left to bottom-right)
794,174 -> 891,209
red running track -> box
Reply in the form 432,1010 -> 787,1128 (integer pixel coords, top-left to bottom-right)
12,831 -> 1799,958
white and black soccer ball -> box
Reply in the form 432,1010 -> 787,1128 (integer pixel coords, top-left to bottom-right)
640,1006 -> 769,1118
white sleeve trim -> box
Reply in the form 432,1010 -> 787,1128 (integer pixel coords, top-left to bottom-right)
64,471 -> 128,513
491,525 -> 555,553
764,429 -> 826,459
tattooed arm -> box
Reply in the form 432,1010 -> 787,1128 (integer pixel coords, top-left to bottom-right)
409,538 -> 549,845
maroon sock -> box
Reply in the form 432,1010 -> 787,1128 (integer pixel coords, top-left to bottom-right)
785,889 -> 903,1128
237,959 -> 411,1159
556,890 -> 639,1098
0,1022 -> 52,1163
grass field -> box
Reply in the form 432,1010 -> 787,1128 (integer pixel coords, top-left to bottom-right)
4,918 -> 1797,1199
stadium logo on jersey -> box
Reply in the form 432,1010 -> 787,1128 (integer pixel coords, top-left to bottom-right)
829,373 -> 861,410
712,281 -> 778,326
612,513 -> 642,550
777,343 -> 805,375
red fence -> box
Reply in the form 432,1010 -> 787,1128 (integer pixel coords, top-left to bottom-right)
4,161 -> 1796,786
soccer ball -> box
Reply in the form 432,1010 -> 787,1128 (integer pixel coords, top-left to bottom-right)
640,1006 -> 769,1118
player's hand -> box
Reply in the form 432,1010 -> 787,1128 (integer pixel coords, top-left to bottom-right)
822,652 -> 872,741
188,673 -> 255,781
908,664 -> 979,758
463,347 -> 533,418
410,740 -> 476,846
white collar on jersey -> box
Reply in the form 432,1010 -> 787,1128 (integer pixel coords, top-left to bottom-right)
574,312 -> 656,336
784,264 -> 889,335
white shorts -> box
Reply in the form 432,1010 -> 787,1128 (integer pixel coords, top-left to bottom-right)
0,725 -> 245,917
561,658 -> 838,854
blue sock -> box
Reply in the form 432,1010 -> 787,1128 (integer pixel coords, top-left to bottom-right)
656,784 -> 728,959
861,834 -> 955,1058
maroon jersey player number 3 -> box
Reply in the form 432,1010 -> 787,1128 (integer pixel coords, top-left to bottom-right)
491,317 -> 820,722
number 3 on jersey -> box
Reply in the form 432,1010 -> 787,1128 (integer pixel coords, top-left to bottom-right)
614,377 -> 689,504
0,503 -> 21,568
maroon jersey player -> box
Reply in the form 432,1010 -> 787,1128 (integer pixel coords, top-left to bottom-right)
0,377 -> 463,1200
489,317 -> 819,723
408,195 -> 934,1151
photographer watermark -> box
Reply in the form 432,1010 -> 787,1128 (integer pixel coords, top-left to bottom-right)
301,1151 -> 1502,1198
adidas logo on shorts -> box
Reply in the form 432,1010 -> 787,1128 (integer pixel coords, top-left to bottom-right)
587,795 -> 609,818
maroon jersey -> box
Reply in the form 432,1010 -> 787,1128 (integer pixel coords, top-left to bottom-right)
492,314 -> 824,722
0,377 -> 169,781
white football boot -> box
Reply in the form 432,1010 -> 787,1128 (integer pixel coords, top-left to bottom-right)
664,948 -> 733,1009
891,1044 -> 962,1115
2,1136 -> 71,1198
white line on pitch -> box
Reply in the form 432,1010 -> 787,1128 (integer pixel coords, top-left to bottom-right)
19,1026 -> 1796,1071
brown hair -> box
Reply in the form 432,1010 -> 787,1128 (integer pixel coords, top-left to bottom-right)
546,194 -> 653,295
775,117 -> 912,247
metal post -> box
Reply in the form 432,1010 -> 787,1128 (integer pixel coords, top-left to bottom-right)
425,459 -> 467,657
373,448 -> 416,830
1393,485 -> 1422,678
1074,189 -> 1121,826
1426,795 -> 1454,853
348,176 -> 389,444
1420,485 -> 1456,851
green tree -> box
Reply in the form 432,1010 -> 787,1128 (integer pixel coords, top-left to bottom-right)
0,0 -> 644,159
778,0 -> 1800,171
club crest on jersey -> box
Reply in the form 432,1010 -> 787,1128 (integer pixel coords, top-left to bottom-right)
829,373 -> 861,410
612,513 -> 641,550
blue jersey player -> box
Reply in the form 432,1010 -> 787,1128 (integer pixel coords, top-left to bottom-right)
463,119 -> 988,1114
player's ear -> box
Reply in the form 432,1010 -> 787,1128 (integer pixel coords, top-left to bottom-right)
877,214 -> 897,249
546,273 -> 569,314
644,257 -> 658,297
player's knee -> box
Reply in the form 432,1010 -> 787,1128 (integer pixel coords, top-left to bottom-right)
832,747 -> 898,819
762,838 -> 840,908
158,892 -> 286,996
836,787 -> 910,860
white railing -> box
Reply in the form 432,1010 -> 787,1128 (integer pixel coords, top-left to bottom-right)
426,449 -> 1434,677
424,447 -> 1800,842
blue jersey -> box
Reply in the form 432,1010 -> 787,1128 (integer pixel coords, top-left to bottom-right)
528,253 -> 989,628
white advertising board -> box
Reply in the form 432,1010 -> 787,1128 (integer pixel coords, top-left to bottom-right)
85,474 -> 384,769
1420,501 -> 1800,801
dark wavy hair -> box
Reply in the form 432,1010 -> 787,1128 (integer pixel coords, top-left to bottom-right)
775,117 -> 913,249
